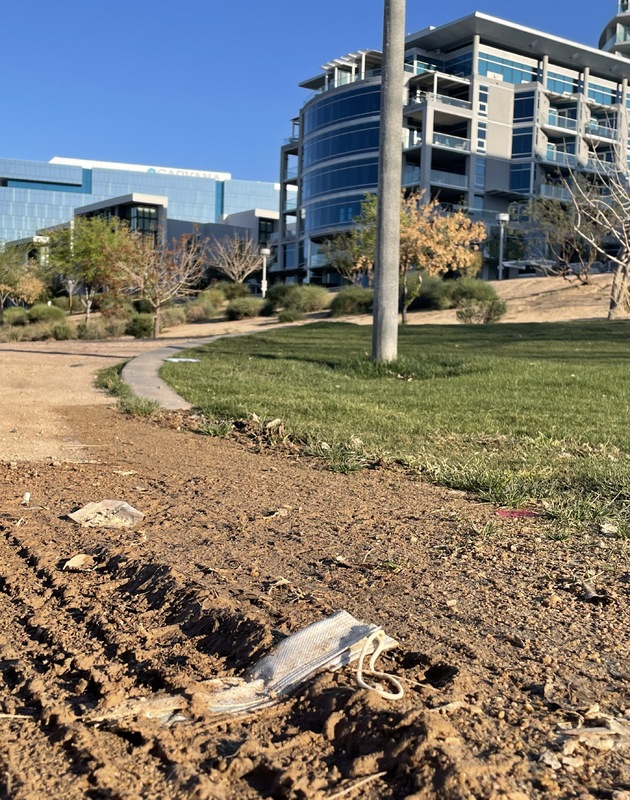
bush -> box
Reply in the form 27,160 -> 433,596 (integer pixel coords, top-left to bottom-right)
200,287 -> 226,307
2,307 -> 29,326
278,308 -> 305,323
330,287 -> 374,317
450,278 -> 498,306
185,297 -> 216,323
159,306 -> 187,329
291,285 -> 330,312
77,321 -> 108,340
52,322 -> 74,340
99,294 -> 134,320
216,281 -> 250,300
409,274 -> 455,311
26,322 -> 56,341
104,317 -> 129,338
133,298 -> 154,315
0,326 -> 23,342
50,296 -> 70,311
456,298 -> 507,324
126,313 -> 154,338
27,303 -> 66,323
225,297 -> 264,320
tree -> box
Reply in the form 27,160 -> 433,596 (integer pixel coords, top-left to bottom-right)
44,216 -> 132,321
352,192 -> 487,322
204,235 -> 263,284
517,194 -> 601,285
562,157 -> 630,318
0,243 -> 36,309
111,232 -> 205,338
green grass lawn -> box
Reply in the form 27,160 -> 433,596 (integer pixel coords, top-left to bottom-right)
160,321 -> 630,534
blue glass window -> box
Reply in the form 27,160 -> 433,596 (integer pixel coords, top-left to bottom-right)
546,71 -> 578,95
478,52 -> 536,84
302,158 -> 378,201
510,163 -> 532,192
588,82 -> 617,106
512,128 -> 533,157
304,196 -> 366,233
303,122 -> 379,168
303,86 -> 381,135
514,92 -> 535,121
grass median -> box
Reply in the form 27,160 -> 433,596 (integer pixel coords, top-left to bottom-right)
160,320 -> 630,535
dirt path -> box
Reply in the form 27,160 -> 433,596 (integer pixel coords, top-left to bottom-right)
0,276 -> 628,799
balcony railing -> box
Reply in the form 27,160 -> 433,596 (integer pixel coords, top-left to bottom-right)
586,157 -> 614,172
432,132 -> 471,152
585,120 -> 616,139
284,166 -> 298,179
406,130 -> 423,148
283,197 -> 297,212
543,112 -> 577,131
408,91 -> 472,110
403,166 -> 421,184
545,148 -> 577,166
430,169 -> 468,188
540,184 -> 571,200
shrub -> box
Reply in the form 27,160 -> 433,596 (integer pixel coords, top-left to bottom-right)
52,322 -> 74,340
456,298 -> 507,324
410,274 -> 455,311
291,285 -> 330,312
200,287 -> 226,307
77,321 -> 108,340
2,307 -> 29,326
185,297 -> 216,323
329,287 -> 374,317
26,322 -> 56,341
216,281 -> 250,300
99,294 -> 134,320
104,317 -> 129,338
278,308 -> 305,323
159,306 -> 187,329
450,278 -> 498,306
225,297 -> 264,320
27,303 -> 66,323
0,326 -> 23,343
133,297 -> 153,315
50,296 -> 70,311
265,283 -> 299,311
126,313 -> 154,338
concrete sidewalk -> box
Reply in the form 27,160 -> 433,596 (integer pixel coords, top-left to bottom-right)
120,337 -> 219,410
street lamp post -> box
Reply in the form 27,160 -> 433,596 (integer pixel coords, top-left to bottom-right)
496,212 -> 510,281
260,247 -> 271,298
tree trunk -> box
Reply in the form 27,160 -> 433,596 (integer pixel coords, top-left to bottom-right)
401,271 -> 408,325
608,260 -> 630,319
153,304 -> 160,339
372,0 -> 406,363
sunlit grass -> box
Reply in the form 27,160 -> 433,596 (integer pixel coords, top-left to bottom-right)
160,321 -> 630,533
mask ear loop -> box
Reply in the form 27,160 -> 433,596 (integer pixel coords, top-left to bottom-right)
355,630 -> 404,700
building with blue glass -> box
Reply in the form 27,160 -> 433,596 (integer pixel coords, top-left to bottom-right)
277,6 -> 630,283
0,155 -> 283,245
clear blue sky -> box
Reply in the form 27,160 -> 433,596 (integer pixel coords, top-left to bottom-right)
2,0 -> 611,182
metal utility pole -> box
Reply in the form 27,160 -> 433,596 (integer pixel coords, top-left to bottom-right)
372,0 -> 406,363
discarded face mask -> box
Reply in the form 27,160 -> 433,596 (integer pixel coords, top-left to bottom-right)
196,610 -> 404,714
67,500 -> 144,529
90,611 -> 403,725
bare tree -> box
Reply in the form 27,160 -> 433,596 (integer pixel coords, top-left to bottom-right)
205,235 -> 263,284
564,152 -> 630,318
112,232 -> 205,338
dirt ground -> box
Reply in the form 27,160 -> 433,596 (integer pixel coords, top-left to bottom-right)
0,275 -> 628,800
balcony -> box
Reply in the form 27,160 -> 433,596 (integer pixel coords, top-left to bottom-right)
540,184 -> 571,201
542,112 -> 577,131
283,196 -> 298,212
284,166 -> 298,180
403,166 -> 421,184
585,120 -> 616,139
432,132 -> 471,152
544,148 -> 577,167
407,91 -> 472,110
430,169 -> 467,188
586,157 -> 614,173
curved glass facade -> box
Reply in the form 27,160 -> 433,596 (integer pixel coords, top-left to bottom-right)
303,195 -> 366,234
303,122 -> 380,168
302,158 -> 379,201
302,84 -> 381,236
303,85 -> 381,135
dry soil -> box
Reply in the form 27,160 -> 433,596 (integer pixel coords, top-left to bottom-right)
0,276 -> 628,800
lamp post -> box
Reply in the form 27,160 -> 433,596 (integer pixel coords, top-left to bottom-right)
260,247 -> 271,298
496,212 -> 510,281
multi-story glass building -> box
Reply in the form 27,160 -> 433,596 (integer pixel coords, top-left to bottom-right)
277,8 -> 630,283
0,156 -> 282,244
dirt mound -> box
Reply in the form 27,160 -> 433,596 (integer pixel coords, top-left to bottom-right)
0,406 -> 628,798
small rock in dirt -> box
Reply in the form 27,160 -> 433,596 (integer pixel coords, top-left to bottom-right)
539,750 -> 562,770
63,554 -> 96,572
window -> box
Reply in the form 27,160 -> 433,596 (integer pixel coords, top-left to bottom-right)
258,219 -> 274,245
303,85 -> 380,135
477,121 -> 487,153
512,128 -> 533,157
474,158 -> 486,190
478,52 -> 536,84
478,85 -> 489,117
510,163 -> 532,192
588,82 -> 617,106
513,92 -> 535,121
546,71 -> 578,95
